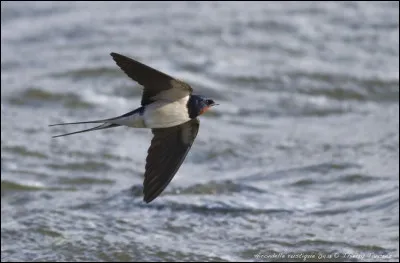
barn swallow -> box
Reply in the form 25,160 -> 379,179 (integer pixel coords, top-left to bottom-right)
49,52 -> 218,203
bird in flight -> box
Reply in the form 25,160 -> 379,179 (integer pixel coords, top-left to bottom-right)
49,52 -> 218,203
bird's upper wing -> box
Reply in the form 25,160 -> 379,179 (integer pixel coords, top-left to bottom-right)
110,52 -> 193,106
143,118 -> 200,203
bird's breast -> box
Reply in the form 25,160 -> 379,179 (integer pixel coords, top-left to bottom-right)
143,96 -> 191,128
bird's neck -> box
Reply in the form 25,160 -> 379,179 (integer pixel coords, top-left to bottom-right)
187,95 -> 204,119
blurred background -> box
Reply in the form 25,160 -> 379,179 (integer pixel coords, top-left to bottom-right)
1,1 -> 399,262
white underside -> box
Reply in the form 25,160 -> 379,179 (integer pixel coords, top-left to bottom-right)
110,95 -> 191,129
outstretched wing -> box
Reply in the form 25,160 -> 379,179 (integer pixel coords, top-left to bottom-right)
110,52 -> 192,106
143,118 -> 200,203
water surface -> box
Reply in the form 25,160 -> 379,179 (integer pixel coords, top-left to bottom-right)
1,1 -> 399,262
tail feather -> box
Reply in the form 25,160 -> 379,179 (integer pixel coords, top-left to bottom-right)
49,119 -> 109,127
52,123 -> 120,138
49,107 -> 144,127
49,107 -> 144,137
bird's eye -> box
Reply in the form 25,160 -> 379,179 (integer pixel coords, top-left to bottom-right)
207,99 -> 214,105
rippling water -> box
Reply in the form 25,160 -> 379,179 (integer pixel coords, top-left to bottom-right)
1,1 -> 399,262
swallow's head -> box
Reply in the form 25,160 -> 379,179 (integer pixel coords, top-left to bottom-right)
187,95 -> 219,118
200,98 -> 218,114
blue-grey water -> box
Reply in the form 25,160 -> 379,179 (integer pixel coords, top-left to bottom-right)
1,1 -> 399,262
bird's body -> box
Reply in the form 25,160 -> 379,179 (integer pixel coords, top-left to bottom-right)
99,95 -> 192,129
50,52 -> 218,203
140,95 -> 191,128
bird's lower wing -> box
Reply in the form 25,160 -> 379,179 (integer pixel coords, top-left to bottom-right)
143,118 -> 200,203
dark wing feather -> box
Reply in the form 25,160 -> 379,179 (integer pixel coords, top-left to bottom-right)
143,118 -> 200,203
110,52 -> 192,106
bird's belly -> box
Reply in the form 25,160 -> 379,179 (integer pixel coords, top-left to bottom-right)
111,112 -> 146,128
144,98 -> 191,128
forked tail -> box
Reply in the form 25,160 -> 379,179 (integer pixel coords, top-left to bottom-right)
51,123 -> 120,138
49,118 -> 110,127
49,106 -> 144,138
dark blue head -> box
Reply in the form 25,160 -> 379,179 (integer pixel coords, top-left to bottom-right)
187,95 -> 218,119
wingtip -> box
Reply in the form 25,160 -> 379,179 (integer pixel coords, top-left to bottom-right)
143,191 -> 162,203
143,196 -> 153,204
